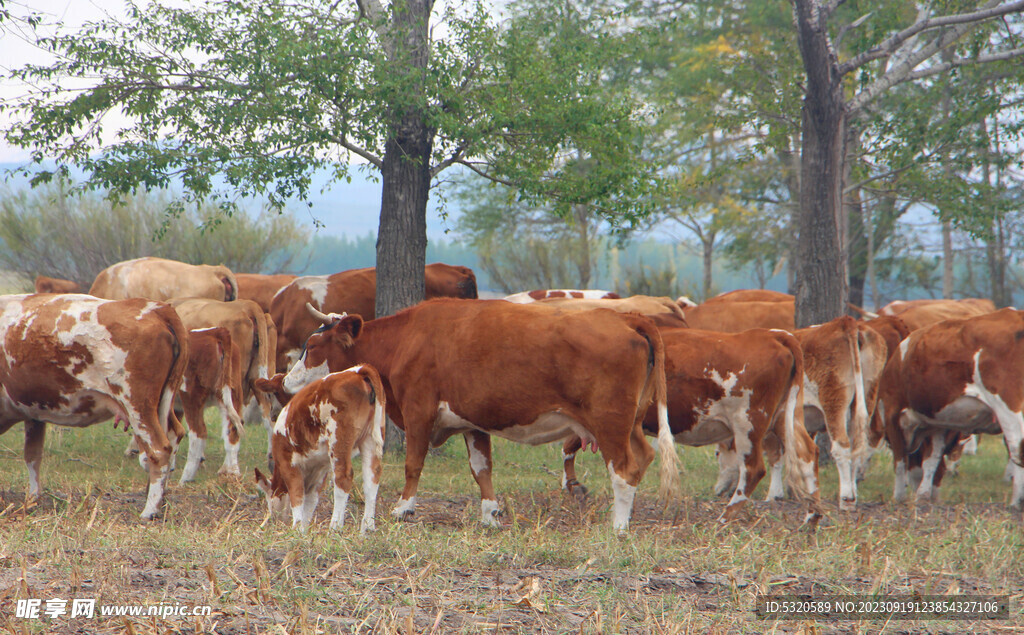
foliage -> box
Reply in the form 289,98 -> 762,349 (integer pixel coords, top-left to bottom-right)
452,174 -> 609,293
0,181 -> 308,289
1,0 -> 658,228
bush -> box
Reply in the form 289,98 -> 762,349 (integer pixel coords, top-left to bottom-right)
0,182 -> 310,290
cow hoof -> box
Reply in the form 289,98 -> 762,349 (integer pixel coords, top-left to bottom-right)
392,509 -> 415,521
564,479 -> 589,502
839,497 -> 856,512
217,467 -> 241,478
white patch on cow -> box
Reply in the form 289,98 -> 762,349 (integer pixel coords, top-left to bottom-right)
141,465 -> 169,520
915,432 -> 946,503
360,434 -> 380,533
688,370 -> 754,450
330,486 -> 350,530
832,441 -> 856,510
468,440 -> 489,476
899,337 -> 911,361
190,326 -> 218,333
481,499 -> 501,526
676,295 -> 697,308
273,405 -> 291,435
393,496 -> 416,519
283,357 -> 329,393
295,276 -> 330,307
314,400 -> 338,433
963,435 -> 978,455
291,504 -> 306,532
893,461 -> 909,502
607,462 -> 637,531
765,460 -> 785,501
27,460 -> 40,498
714,446 -> 740,497
180,375 -> 188,393
179,432 -> 206,484
963,350 -> 1024,466
561,450 -> 577,489
1008,461 -> 1024,508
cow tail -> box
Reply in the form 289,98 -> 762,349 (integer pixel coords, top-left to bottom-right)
848,319 -> 869,465
632,319 -> 680,502
159,305 -> 190,443
357,365 -> 386,458
775,330 -> 813,502
225,273 -> 239,302
249,309 -> 270,381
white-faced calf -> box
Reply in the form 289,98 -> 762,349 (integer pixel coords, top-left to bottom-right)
254,364 -> 385,533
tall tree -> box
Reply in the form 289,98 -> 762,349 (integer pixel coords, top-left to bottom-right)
790,0 -> 1024,326
2,0 -> 655,317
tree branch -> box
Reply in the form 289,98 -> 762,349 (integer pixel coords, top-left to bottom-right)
331,135 -> 383,168
839,0 -> 1023,75
430,143 -> 468,178
898,47 -> 1024,83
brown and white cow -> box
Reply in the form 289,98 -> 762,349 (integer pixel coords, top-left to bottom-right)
270,263 -> 478,372
683,300 -> 795,332
873,308 -> 1024,507
177,327 -> 245,483
0,294 -> 188,519
33,275 -> 81,294
560,326 -> 822,523
235,273 -> 298,313
90,257 -> 238,302
503,289 -> 621,303
284,300 -> 681,530
534,295 -> 688,327
255,364 -> 386,533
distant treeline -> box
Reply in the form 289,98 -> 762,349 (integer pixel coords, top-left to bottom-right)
294,233 -> 788,298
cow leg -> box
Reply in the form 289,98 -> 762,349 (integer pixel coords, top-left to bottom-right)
302,470 -> 326,530
831,439 -> 856,511
217,386 -> 244,477
560,436 -> 588,498
1008,461 -> 1024,510
179,394 -> 208,484
134,422 -> 173,521
464,431 -> 501,527
601,424 -> 649,531
722,433 -> 766,522
329,439 -> 355,531
760,432 -> 785,501
359,433 -> 383,534
915,431 -> 946,504
1004,457 -> 1015,483
822,396 -> 857,511
893,456 -> 911,502
24,420 -> 45,501
714,442 -> 740,498
393,425 -> 430,520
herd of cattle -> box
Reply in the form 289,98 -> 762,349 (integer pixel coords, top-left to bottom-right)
4,258 -> 1023,532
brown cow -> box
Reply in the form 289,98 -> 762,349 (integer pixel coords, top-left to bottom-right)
90,257 -> 238,302
705,289 -> 793,303
879,298 -> 995,331
177,327 -> 245,483
0,294 -> 188,519
255,364 -> 385,533
33,275 -> 80,294
560,326 -> 821,523
503,289 -> 620,303
270,263 -> 477,372
683,300 -> 795,332
235,273 -> 298,313
873,309 -> 1024,507
283,300 -> 681,530
535,295 -> 688,326
863,315 -> 912,360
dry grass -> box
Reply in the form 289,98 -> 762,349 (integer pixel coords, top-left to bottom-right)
1,419 -> 1022,633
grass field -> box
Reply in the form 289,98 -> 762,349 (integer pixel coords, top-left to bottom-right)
1,416 -> 1022,634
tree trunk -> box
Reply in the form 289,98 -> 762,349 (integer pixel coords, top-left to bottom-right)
375,0 -> 433,451
845,132 -> 866,311
942,221 -> 954,297
702,235 -> 715,300
793,0 -> 848,328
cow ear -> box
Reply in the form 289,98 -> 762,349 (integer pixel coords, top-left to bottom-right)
255,468 -> 271,496
341,314 -> 363,341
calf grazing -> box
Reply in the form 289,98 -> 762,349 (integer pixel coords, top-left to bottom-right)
285,300 -> 680,531
178,327 -> 245,483
0,294 -> 188,519
255,365 -> 385,533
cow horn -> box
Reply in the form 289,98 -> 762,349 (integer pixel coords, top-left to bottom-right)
306,303 -> 346,325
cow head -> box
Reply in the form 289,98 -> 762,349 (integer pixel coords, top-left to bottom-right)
282,304 -> 363,393
254,373 -> 292,406
254,468 -> 289,521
